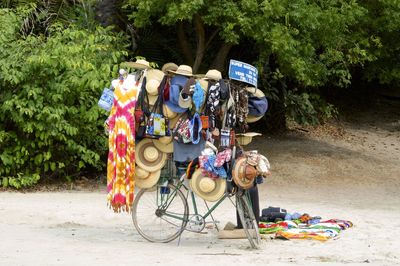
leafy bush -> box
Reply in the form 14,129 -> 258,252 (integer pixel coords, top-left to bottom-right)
0,7 -> 128,188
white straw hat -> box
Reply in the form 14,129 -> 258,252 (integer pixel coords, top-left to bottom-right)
168,65 -> 193,77
189,169 -> 226,202
135,167 -> 161,189
135,139 -> 167,172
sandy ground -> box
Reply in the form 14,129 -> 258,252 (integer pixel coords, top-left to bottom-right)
1,98 -> 400,266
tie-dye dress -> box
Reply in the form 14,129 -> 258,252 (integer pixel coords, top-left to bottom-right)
107,78 -> 139,212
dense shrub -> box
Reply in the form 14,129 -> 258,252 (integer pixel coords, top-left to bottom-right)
0,7 -> 128,188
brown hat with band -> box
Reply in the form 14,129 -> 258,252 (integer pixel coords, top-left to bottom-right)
232,157 -> 257,189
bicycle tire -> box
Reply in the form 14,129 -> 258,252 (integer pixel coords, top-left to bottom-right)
236,192 -> 261,249
132,183 -> 189,243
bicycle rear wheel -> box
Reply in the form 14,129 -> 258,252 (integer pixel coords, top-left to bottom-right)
132,183 -> 189,243
236,192 -> 261,249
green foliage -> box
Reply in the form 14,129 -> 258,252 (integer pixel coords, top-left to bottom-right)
124,0 -> 387,124
284,92 -> 337,125
0,7 -> 129,188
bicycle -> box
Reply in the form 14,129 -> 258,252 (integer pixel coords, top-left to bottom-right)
131,156 -> 261,249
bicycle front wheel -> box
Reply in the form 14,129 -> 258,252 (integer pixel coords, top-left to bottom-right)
132,183 -> 189,243
236,192 -> 261,249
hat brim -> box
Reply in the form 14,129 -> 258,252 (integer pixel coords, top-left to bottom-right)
152,138 -> 174,153
165,100 -> 188,113
136,168 -> 161,189
232,157 -> 255,189
245,87 -> 265,98
136,139 -> 167,172
168,70 -> 193,77
121,62 -> 151,70
189,169 -> 226,202
169,114 -> 181,129
163,104 -> 178,119
246,115 -> 263,123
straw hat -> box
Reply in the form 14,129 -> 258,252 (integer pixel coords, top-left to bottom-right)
148,94 -> 158,106
121,59 -> 151,70
204,69 -> 222,81
135,139 -> 167,172
232,157 -> 257,189
236,132 -> 262,146
161,62 -> 178,74
168,65 -> 193,77
146,69 -> 164,96
163,104 -> 177,119
189,169 -> 226,202
135,167 -> 161,189
245,87 -> 265,98
152,136 -> 173,153
246,115 -> 263,124
169,113 -> 181,129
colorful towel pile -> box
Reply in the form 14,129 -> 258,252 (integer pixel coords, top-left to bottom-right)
259,217 -> 353,241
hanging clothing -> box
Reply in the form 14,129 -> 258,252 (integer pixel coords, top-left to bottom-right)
107,76 -> 140,213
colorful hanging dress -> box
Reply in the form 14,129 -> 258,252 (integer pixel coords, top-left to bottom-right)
107,76 -> 140,212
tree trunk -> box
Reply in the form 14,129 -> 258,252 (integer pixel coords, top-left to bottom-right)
211,42 -> 234,72
192,14 -> 205,73
177,22 -> 194,65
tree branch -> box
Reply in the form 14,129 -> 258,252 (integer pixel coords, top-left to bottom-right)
192,14 -> 205,73
211,42 -> 234,72
177,21 -> 194,65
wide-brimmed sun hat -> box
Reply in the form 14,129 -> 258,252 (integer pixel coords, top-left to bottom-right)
189,169 -> 226,202
121,59 -> 151,70
135,167 -> 161,189
168,65 -> 193,77
152,135 -> 173,153
169,114 -> 181,129
146,69 -> 164,96
232,157 -> 257,189
162,104 -> 178,119
246,115 -> 263,124
161,62 -> 178,74
236,132 -> 262,146
204,69 -> 222,81
135,139 -> 167,172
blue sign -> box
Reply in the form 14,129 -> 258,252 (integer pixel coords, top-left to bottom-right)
228,59 -> 258,87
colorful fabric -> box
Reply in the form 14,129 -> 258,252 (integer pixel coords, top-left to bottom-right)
199,154 -> 227,179
107,77 -> 140,213
259,216 -> 353,241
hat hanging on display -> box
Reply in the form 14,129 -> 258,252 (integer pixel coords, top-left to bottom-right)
136,139 -> 167,172
232,157 -> 257,189
146,69 -> 164,96
169,114 -> 181,129
135,167 -> 161,189
236,132 -> 262,146
152,136 -> 174,153
165,75 -> 189,113
148,94 -> 158,106
161,62 -> 179,74
245,87 -> 269,118
189,169 -> 226,202
246,115 -> 263,124
204,69 -> 222,81
162,104 -> 178,119
121,59 -> 151,70
168,65 -> 193,77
